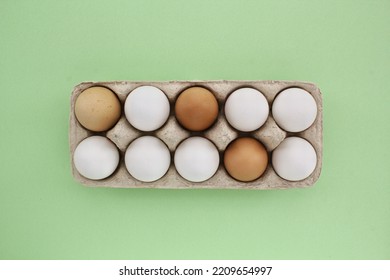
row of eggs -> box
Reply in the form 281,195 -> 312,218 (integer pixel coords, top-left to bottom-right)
73,135 -> 317,183
75,85 -> 318,133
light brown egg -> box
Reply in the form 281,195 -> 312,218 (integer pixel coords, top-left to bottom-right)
224,137 -> 268,182
175,87 -> 219,131
75,86 -> 121,132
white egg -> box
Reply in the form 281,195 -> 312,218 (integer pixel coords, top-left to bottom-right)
224,87 -> 269,132
272,137 -> 317,181
174,137 -> 220,182
73,136 -> 119,180
124,86 -> 170,131
272,87 -> 317,132
125,136 -> 171,182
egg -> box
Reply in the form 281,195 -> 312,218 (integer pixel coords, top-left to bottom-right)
124,136 -> 171,182
174,137 -> 219,182
272,137 -> 317,181
272,87 -> 317,132
73,136 -> 119,180
224,137 -> 268,182
175,87 -> 219,131
75,86 -> 121,132
224,88 -> 269,132
125,86 -> 170,131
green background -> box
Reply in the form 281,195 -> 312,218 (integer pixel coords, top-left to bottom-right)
1,0 -> 389,260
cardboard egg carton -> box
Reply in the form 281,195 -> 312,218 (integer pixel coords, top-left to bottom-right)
69,80 -> 323,189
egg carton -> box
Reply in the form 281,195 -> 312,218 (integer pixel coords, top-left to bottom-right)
69,80 -> 323,189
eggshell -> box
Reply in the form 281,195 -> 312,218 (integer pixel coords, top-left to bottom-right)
75,86 -> 121,132
272,137 -> 317,181
225,88 -> 269,132
224,137 -> 268,182
272,87 -> 317,132
73,136 -> 119,180
125,86 -> 170,131
175,87 -> 219,131
174,137 -> 219,182
125,136 -> 171,182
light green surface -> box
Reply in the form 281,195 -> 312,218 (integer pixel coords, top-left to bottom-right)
1,0 -> 389,260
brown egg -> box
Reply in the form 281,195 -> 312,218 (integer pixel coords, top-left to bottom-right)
175,87 -> 219,131
224,137 -> 268,182
75,86 -> 121,132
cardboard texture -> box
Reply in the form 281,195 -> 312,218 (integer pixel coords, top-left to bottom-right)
69,80 -> 323,189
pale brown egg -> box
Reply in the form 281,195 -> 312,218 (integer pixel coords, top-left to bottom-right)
75,86 -> 121,132
175,87 -> 219,131
224,137 -> 268,182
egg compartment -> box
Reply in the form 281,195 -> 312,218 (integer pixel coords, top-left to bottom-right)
70,80 -> 322,189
